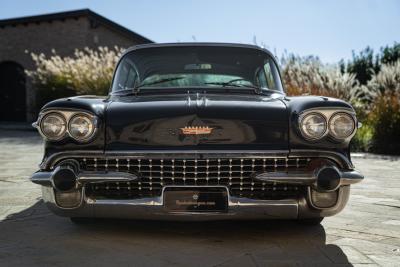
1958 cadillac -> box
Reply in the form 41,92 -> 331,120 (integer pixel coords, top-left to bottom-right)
31,43 -> 363,224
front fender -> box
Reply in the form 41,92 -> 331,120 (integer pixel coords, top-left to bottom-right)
282,95 -> 356,161
36,96 -> 109,169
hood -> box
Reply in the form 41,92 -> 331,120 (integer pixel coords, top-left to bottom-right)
105,93 -> 288,151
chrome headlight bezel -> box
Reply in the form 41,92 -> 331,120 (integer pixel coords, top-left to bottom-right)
68,113 -> 96,142
328,112 -> 356,140
299,112 -> 328,140
39,112 -> 67,141
35,109 -> 98,142
298,108 -> 357,142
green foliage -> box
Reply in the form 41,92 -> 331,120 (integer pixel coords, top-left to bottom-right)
381,42 -> 400,65
346,47 -> 380,85
368,95 -> 400,154
351,122 -> 373,152
343,43 -> 400,86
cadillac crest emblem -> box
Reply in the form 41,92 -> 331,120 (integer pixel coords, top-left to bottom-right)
180,126 -> 213,135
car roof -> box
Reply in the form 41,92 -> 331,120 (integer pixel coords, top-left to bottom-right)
123,42 -> 277,59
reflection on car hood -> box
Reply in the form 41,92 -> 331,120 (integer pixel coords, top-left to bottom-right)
105,93 -> 288,151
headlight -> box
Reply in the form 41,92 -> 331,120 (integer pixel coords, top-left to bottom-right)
40,113 -> 66,140
68,114 -> 95,141
329,113 -> 355,139
300,113 -> 327,140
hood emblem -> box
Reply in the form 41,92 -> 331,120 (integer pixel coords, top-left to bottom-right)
180,126 -> 213,135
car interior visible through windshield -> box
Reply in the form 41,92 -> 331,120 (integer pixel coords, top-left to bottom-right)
112,46 -> 283,93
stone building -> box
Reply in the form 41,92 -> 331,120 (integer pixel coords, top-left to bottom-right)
0,9 -> 152,122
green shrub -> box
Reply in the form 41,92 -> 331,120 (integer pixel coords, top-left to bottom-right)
367,95 -> 400,154
363,60 -> 400,154
351,122 -> 373,152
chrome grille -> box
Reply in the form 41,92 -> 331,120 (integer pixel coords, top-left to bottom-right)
80,157 -> 311,200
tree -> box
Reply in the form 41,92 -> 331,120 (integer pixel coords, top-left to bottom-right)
381,43 -> 400,65
346,47 -> 380,85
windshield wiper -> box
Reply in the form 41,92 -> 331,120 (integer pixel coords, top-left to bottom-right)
204,81 -> 261,92
205,78 -> 260,90
204,82 -> 257,89
133,77 -> 184,94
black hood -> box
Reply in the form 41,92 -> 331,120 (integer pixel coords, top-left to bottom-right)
105,93 -> 288,151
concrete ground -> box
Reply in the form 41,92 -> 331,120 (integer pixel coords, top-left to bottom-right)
0,129 -> 399,267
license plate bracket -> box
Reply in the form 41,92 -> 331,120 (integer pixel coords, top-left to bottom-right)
164,187 -> 228,212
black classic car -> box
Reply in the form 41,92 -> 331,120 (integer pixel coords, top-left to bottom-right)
31,43 -> 363,224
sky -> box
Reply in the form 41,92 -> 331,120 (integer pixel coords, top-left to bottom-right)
0,0 -> 399,63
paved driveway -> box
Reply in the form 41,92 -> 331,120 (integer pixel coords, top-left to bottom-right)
0,129 -> 399,266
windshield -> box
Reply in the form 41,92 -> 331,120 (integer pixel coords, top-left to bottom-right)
111,45 -> 283,93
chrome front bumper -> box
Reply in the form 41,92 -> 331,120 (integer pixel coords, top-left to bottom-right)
31,150 -> 363,220
39,184 -> 353,221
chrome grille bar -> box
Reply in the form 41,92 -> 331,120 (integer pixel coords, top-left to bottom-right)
80,157 -> 311,200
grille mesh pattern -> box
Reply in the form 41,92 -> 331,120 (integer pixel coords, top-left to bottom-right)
80,157 -> 311,200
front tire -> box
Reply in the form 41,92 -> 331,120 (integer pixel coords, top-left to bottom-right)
70,217 -> 93,224
297,217 -> 324,225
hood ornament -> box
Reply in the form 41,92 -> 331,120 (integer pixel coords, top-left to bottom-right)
180,126 -> 213,135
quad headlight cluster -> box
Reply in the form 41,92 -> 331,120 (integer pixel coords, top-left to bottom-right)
299,109 -> 356,141
37,110 -> 97,142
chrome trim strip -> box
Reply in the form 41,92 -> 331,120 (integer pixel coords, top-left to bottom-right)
301,106 -> 355,113
340,169 -> 365,185
40,150 -> 104,169
104,150 -> 290,158
77,172 -> 138,185
254,168 -> 363,188
32,167 -> 362,189
31,170 -> 138,186
40,150 -> 290,169
30,171 -> 53,186
39,149 -> 353,170
77,172 -> 138,184
289,149 -> 353,169
255,172 -> 315,184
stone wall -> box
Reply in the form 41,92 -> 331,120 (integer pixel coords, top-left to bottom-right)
0,15 -> 147,121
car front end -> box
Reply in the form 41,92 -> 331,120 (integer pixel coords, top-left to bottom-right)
30,43 -> 363,223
